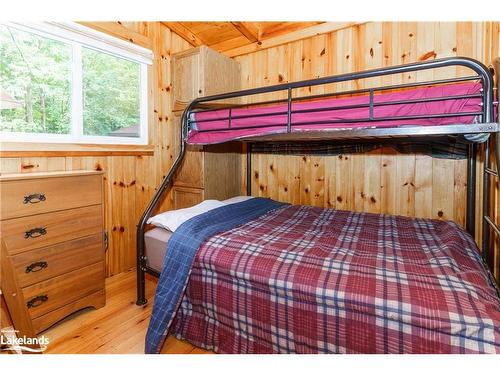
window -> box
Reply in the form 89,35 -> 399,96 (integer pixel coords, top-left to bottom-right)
0,22 -> 152,145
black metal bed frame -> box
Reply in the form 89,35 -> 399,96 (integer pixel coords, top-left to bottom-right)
135,56 -> 500,305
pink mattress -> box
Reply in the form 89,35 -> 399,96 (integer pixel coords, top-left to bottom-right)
188,82 -> 483,144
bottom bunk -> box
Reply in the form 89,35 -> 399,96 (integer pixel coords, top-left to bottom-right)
144,198 -> 500,354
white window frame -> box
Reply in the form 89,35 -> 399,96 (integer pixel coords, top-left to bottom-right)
0,22 -> 152,145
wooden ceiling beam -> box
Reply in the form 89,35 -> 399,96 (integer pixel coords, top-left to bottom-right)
230,22 -> 259,43
223,22 -> 365,58
210,35 -> 251,53
258,22 -> 322,39
161,22 -> 204,47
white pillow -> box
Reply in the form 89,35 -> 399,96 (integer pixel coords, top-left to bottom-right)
222,196 -> 253,205
147,199 -> 226,232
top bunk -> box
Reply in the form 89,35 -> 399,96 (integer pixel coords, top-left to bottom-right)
181,57 -> 499,145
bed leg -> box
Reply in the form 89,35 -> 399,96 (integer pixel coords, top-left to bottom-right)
136,237 -> 148,305
136,264 -> 147,306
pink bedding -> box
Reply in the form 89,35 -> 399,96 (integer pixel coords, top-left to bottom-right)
187,82 -> 483,144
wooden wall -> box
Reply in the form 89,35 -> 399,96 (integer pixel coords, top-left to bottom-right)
234,22 -> 500,280
0,22 -> 192,277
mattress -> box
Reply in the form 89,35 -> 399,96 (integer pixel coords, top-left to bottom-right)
144,227 -> 172,272
188,82 -> 483,144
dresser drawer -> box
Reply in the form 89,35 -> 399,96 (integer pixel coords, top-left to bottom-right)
10,234 -> 104,288
1,174 -> 102,220
32,290 -> 105,333
1,205 -> 103,255
22,261 -> 105,320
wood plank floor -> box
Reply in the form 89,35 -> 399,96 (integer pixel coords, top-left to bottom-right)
41,269 -> 211,354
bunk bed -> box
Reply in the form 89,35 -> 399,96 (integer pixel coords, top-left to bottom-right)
137,57 -> 500,354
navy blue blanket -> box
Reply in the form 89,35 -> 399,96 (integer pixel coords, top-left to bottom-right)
145,197 -> 286,353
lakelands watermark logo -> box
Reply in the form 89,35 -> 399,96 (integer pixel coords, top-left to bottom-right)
1,328 -> 49,353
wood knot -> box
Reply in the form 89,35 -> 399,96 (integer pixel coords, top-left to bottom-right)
437,210 -> 444,218
337,196 -> 343,203
320,48 -> 326,56
370,196 -> 377,203
419,50 -> 437,61
369,48 -> 374,58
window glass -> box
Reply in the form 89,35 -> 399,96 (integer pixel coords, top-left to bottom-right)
82,47 -> 141,138
0,24 -> 72,134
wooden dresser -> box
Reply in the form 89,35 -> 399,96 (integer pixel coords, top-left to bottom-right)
0,170 -> 105,337
171,46 -> 242,209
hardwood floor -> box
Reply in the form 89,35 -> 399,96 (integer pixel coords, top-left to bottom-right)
40,269 -> 211,354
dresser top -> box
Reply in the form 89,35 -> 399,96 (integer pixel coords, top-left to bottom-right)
0,170 -> 103,182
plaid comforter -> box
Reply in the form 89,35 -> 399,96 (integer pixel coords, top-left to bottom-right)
170,202 -> 500,353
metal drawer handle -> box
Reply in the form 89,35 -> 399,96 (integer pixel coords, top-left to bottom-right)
24,227 -> 47,239
25,261 -> 48,273
27,294 -> 48,309
23,193 -> 46,204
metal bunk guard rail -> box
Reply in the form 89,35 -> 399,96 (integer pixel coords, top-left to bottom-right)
136,56 -> 500,305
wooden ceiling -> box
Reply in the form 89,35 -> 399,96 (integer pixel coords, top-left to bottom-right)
161,22 -> 360,57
